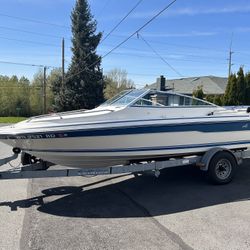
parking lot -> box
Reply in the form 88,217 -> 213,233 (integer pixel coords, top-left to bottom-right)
0,142 -> 250,250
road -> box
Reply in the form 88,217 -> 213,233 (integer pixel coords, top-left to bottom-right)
0,142 -> 250,250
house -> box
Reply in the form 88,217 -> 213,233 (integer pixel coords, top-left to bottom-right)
148,75 -> 228,95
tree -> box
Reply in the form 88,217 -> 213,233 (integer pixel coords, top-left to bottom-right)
30,71 -> 43,115
16,76 -> 31,116
224,74 -> 238,105
54,0 -> 104,111
213,95 -> 223,106
236,66 -> 245,105
0,75 -> 31,116
245,72 -> 250,105
47,69 -> 61,112
205,94 -> 214,103
104,68 -> 135,100
192,85 -> 204,100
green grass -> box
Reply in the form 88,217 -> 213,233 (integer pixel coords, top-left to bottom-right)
0,117 -> 26,123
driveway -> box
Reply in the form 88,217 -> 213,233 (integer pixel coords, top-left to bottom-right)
0,142 -> 250,249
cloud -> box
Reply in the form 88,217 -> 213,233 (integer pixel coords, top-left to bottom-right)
131,5 -> 250,19
234,27 -> 250,33
141,31 -> 218,38
113,31 -> 218,38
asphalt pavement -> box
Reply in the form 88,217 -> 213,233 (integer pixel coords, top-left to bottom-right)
0,142 -> 250,250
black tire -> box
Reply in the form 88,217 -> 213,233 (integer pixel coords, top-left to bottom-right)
207,151 -> 237,184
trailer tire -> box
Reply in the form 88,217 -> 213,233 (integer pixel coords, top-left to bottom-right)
207,151 -> 237,184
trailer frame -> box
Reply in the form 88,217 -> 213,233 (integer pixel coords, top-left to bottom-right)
0,147 -> 249,184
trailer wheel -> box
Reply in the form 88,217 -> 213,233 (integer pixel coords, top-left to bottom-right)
207,151 -> 237,184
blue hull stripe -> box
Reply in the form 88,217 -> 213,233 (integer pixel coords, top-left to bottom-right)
21,115 -> 250,131
23,140 -> 250,153
1,120 -> 250,140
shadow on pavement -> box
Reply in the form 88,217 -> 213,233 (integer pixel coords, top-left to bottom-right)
1,162 -> 250,217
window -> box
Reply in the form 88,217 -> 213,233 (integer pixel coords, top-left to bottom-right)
100,89 -> 148,107
132,91 -> 214,107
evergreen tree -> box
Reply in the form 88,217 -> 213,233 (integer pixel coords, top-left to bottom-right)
231,74 -> 238,105
223,76 -> 230,105
54,0 -> 103,111
224,74 -> 238,105
213,95 -> 223,106
192,85 -> 204,99
236,66 -> 245,104
205,94 -> 214,103
245,72 -> 250,105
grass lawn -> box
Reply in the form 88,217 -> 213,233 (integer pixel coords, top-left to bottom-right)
0,117 -> 26,123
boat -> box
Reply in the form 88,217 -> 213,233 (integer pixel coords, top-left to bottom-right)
0,88 -> 249,168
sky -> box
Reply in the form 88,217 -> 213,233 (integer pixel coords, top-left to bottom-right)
0,0 -> 250,87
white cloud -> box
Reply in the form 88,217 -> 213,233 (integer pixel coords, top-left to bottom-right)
235,27 -> 250,33
141,31 -> 218,38
131,5 -> 250,19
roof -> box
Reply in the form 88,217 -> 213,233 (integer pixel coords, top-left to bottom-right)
149,76 -> 228,95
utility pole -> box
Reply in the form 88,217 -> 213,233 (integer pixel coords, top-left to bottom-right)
228,50 -> 233,78
43,66 -> 47,114
228,33 -> 234,78
62,38 -> 65,92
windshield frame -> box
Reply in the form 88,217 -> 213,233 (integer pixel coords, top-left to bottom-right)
100,89 -> 150,107
132,90 -> 218,108
99,89 -> 218,108
99,89 -> 133,107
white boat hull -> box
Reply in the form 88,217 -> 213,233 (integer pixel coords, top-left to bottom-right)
2,122 -> 250,168
0,88 -> 250,168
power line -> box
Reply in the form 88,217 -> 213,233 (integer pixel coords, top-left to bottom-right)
0,12 -> 70,29
101,51 -> 228,64
0,36 -> 58,47
0,36 -> 71,48
139,34 -> 183,77
101,0 -> 178,60
0,25 -> 70,40
108,34 -> 229,53
145,40 -> 228,53
66,0 -> 178,81
0,60 -> 58,69
101,0 -> 144,43
0,51 -> 71,58
99,44 -> 229,62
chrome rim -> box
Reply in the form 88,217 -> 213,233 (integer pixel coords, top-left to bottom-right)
215,159 -> 232,180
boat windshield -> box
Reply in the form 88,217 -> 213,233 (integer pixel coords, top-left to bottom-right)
100,89 -> 148,107
100,89 -> 216,108
100,90 -> 132,107
133,90 -> 217,107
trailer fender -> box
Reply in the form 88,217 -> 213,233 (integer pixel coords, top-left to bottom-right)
198,148 -> 239,171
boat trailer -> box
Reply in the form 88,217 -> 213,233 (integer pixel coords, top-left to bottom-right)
0,147 -> 249,184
